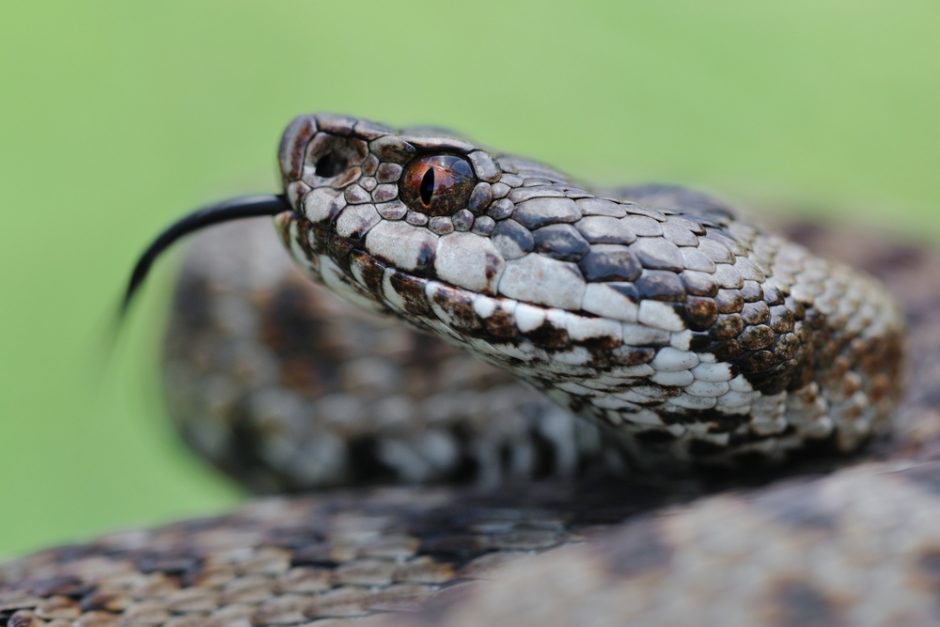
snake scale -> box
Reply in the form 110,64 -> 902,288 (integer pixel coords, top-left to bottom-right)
2,114 -> 938,626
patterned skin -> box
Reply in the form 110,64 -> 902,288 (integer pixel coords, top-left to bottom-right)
163,220 -> 608,492
275,114 -> 904,467
1,116 -> 932,626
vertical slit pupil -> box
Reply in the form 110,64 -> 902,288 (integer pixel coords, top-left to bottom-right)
419,168 -> 435,206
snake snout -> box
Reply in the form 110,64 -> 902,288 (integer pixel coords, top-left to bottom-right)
278,114 -> 399,212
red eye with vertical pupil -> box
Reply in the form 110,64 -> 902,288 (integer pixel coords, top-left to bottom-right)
401,155 -> 476,216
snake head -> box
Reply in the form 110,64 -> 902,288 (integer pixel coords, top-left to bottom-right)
277,114 -> 516,301
126,113 -> 904,468
275,113 -> 904,465
275,113 -> 747,345
275,113 -> 716,320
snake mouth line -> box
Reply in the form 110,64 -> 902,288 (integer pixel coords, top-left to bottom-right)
277,212 -> 692,375
121,194 -> 293,317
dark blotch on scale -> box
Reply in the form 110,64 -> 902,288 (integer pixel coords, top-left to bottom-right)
306,221 -> 331,256
579,249 -> 642,282
636,271 -> 686,302
493,220 -> 534,254
349,249 -> 386,299
713,313 -> 744,339
683,297 -> 719,331
715,289 -> 745,314
468,182 -> 493,213
326,234 -> 356,274
431,284 -> 482,333
770,305 -> 797,333
482,308 -> 519,339
741,301 -> 770,325
533,224 -> 591,261
739,325 -> 775,351
606,282 -> 641,303
389,272 -> 433,317
524,320 -> 570,350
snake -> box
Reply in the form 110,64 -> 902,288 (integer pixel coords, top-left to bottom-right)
2,113 -> 938,626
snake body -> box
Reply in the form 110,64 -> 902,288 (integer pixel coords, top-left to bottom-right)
2,115 -> 936,626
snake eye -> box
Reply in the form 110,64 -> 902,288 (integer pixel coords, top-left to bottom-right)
401,155 -> 476,216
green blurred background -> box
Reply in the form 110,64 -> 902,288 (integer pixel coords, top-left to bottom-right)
1,1 -> 938,557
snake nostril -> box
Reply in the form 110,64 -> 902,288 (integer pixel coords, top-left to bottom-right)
314,152 -> 347,178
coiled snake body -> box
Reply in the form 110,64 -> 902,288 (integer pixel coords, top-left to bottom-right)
2,115 -> 938,626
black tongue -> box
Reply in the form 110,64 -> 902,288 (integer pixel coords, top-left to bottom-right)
119,194 -> 291,317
